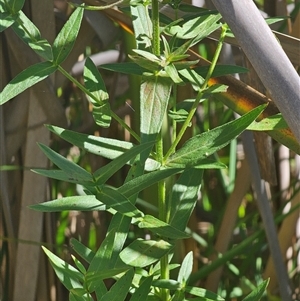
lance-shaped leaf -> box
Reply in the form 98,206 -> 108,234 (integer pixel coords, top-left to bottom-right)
5,0 -> 25,13
0,12 -> 18,31
42,246 -> 83,290
140,77 -> 172,143
165,14 -> 222,44
0,61 -> 57,105
129,276 -> 153,301
241,279 -> 269,301
120,238 -> 173,268
52,6 -> 84,64
185,287 -> 224,301
46,125 -> 160,172
84,57 -> 111,127
93,141 -> 154,184
98,186 -> 143,218
131,3 -> 152,48
29,195 -> 106,212
177,251 -> 193,284
169,168 -> 203,231
12,10 -> 53,60
166,105 -> 266,167
138,215 -> 190,239
97,269 -> 134,301
118,167 -> 183,198
38,143 -> 93,183
70,238 -> 95,264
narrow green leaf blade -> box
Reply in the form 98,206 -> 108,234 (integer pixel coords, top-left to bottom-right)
140,77 -> 172,144
12,11 -> 53,60
247,114 -> 288,131
131,4 -> 152,48
118,167 -> 183,198
0,61 -> 57,105
99,186 -> 143,218
6,0 -> 25,13
70,238 -> 95,264
52,6 -> 84,64
241,279 -> 269,301
166,105 -> 266,167
93,141 -> 154,184
129,276 -> 153,301
100,269 -> 134,301
46,125 -> 160,172
84,57 -> 111,127
29,195 -> 105,212
0,12 -> 18,31
120,239 -> 173,268
42,246 -> 83,290
169,168 -> 203,231
38,143 -> 93,182
177,251 -> 193,284
185,286 -> 224,301
138,215 -> 190,239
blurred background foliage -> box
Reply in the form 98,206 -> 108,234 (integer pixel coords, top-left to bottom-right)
0,0 -> 299,300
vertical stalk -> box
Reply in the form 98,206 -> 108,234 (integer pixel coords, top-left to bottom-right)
151,0 -> 169,299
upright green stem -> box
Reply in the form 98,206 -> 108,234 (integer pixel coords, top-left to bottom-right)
163,24 -> 227,162
151,0 -> 169,299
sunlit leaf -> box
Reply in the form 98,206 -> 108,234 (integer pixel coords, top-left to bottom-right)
38,143 -> 93,183
84,57 -> 111,127
52,6 -> 84,64
120,239 -> 173,267
0,11 -> 18,31
241,279 -> 269,301
131,3 -> 152,48
42,246 -> 83,290
247,114 -> 288,131
12,11 -> 53,60
166,105 -> 266,167
169,168 -> 203,231
185,286 -> 224,300
29,195 -> 105,212
0,61 -> 57,105
177,251 -> 193,285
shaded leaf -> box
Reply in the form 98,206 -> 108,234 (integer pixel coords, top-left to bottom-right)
99,269 -> 134,301
84,57 -> 111,127
138,215 -> 190,239
38,143 -> 93,182
120,238 -> 173,268
0,61 -> 57,105
129,276 -> 153,301
5,0 -> 25,13
241,279 -> 269,301
52,6 -> 84,64
170,169 -> 203,231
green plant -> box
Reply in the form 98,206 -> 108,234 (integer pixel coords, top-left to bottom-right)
0,0 -> 280,300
